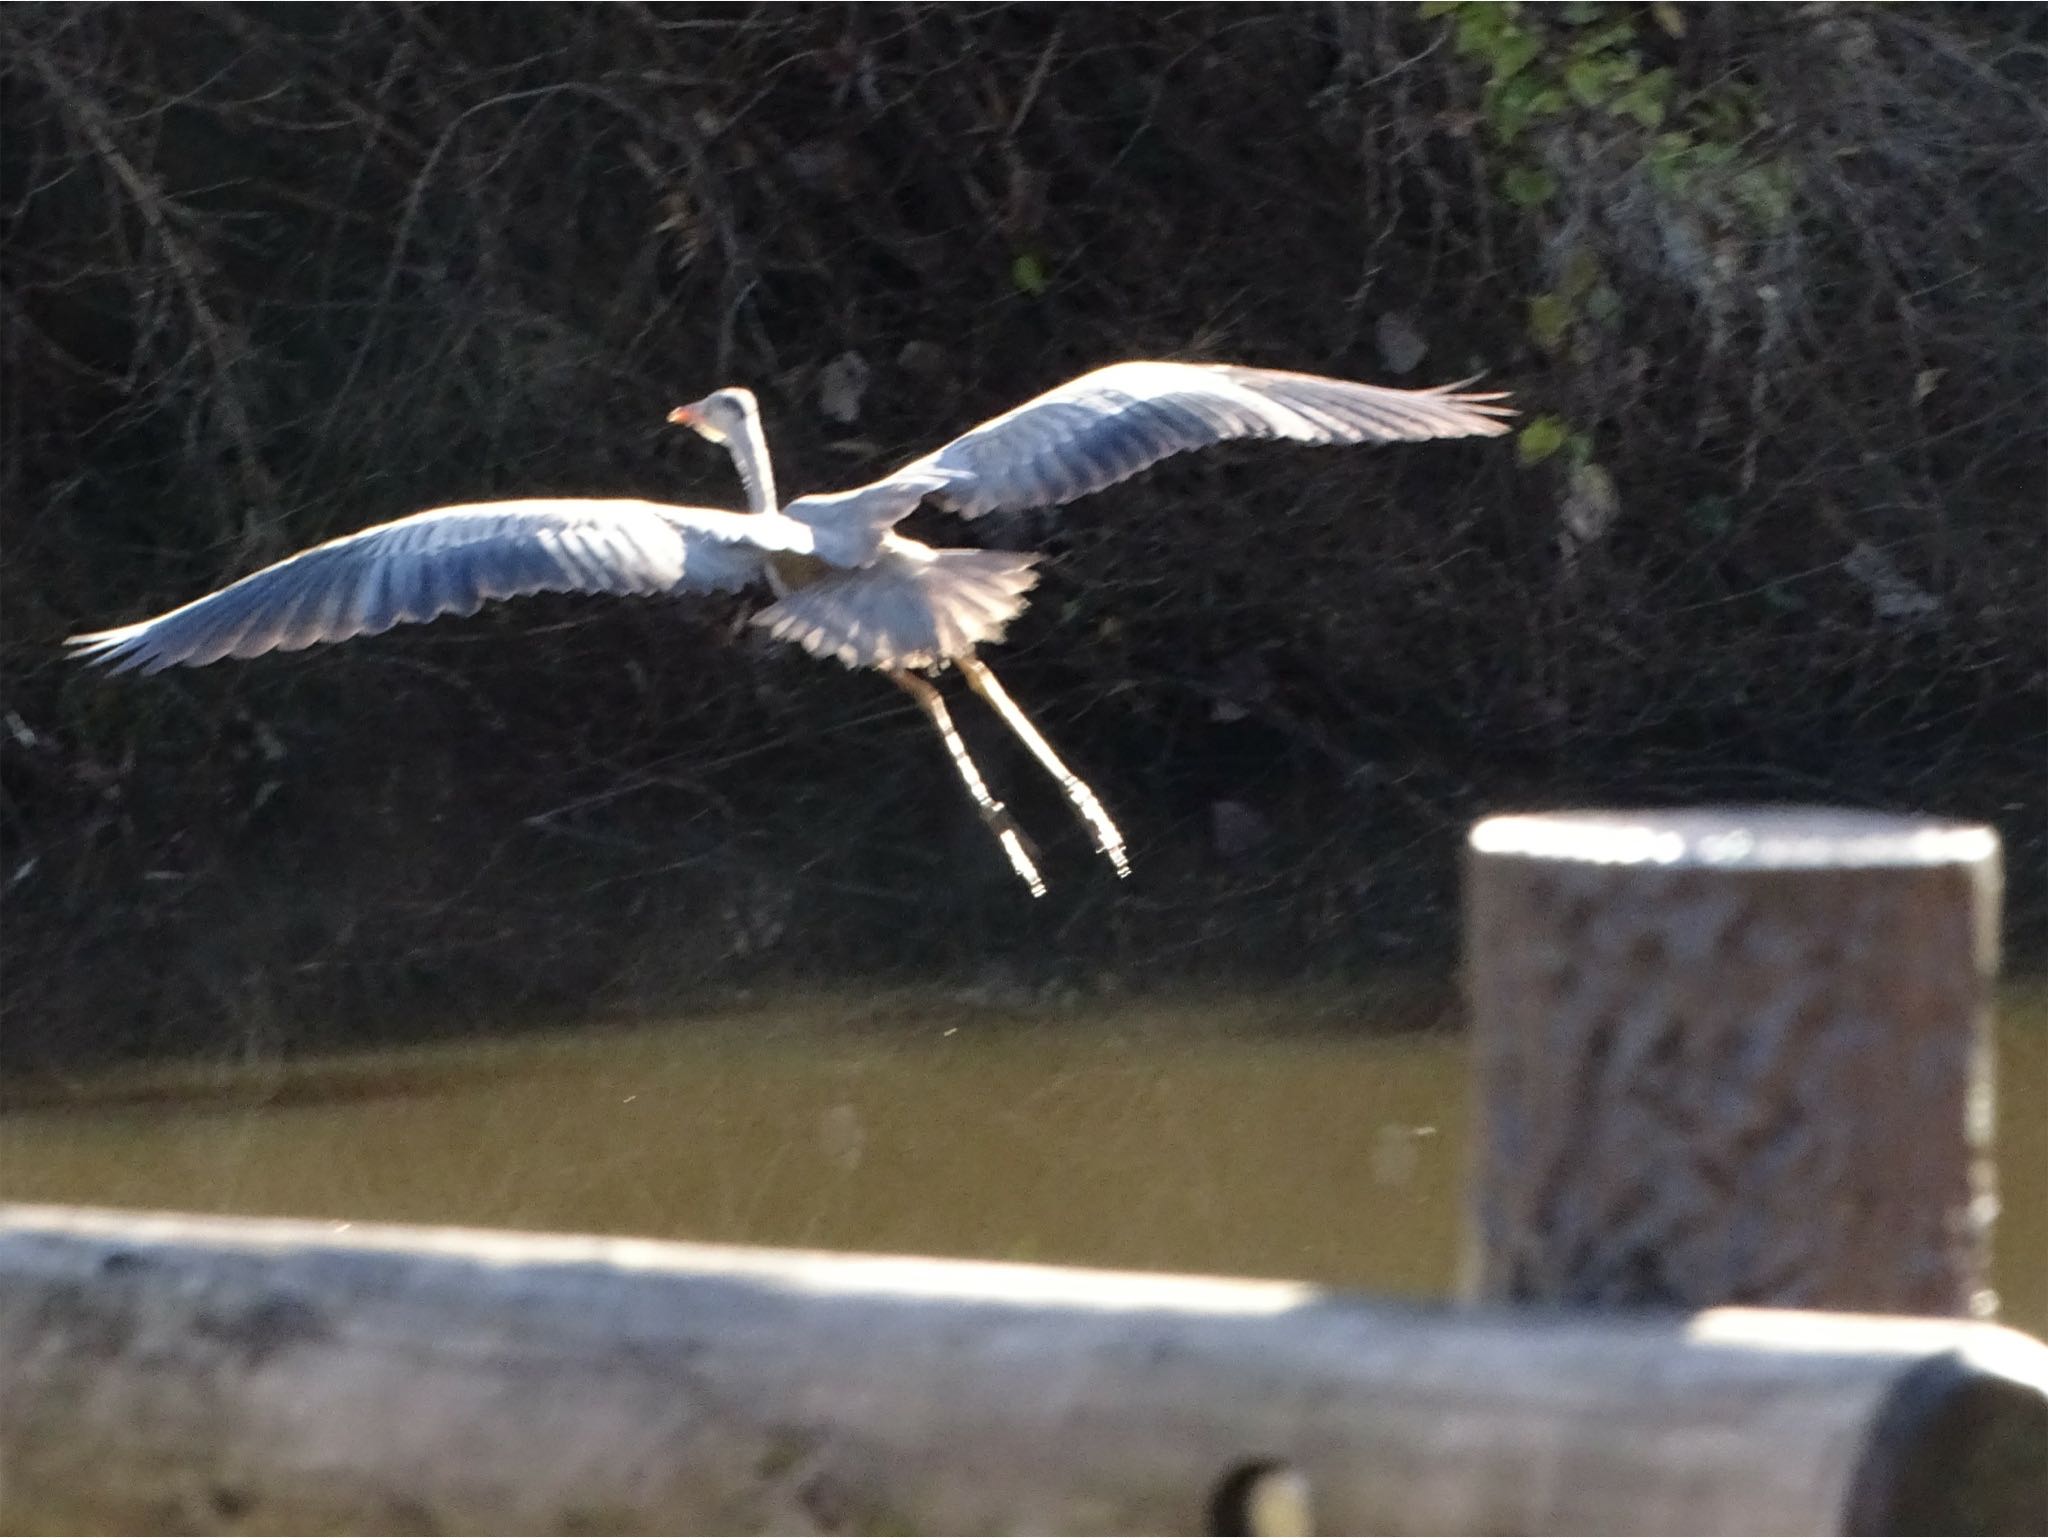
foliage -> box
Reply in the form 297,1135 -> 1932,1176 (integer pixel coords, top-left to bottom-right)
1430,1 -> 1805,494
2,4 -> 2042,1066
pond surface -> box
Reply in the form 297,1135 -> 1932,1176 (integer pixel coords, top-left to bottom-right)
3,983 -> 2042,1334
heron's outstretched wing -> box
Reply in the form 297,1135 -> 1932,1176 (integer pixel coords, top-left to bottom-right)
853,362 -> 1513,521
68,499 -> 797,674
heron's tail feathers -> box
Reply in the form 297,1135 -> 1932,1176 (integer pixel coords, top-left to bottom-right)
752,543 -> 1039,670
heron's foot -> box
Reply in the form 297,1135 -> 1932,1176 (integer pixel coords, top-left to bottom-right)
889,666 -> 1048,899
956,654 -> 1130,881
977,800 -> 1048,900
1063,778 -> 1130,880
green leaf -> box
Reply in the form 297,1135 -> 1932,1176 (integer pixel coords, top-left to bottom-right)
1527,292 -> 1573,351
1648,132 -> 1701,192
1489,72 -> 1568,140
1585,284 -> 1623,327
1488,29 -> 1541,84
1453,6 -> 1512,56
1010,252 -> 1048,297
1651,2 -> 1687,37
1502,165 -> 1556,207
1565,57 -> 1618,108
1518,415 -> 1571,464
1581,19 -> 1637,53
1616,83 -> 1666,128
1557,245 -> 1604,301
1731,163 -> 1796,229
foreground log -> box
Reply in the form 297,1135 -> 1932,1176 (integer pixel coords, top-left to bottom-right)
1464,808 -> 2001,1315
3,1204 -> 2044,1536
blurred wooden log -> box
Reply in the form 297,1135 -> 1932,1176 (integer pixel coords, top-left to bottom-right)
1463,807 -> 2002,1315
3,1204 -> 2045,1536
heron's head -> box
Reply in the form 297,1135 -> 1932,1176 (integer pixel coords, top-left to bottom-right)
666,387 -> 758,446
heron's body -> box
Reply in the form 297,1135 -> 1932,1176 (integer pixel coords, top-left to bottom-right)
70,360 -> 1511,894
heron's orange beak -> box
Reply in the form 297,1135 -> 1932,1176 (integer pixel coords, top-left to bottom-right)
666,404 -> 702,427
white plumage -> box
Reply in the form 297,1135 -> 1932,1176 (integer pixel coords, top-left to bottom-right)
70,360 -> 1511,892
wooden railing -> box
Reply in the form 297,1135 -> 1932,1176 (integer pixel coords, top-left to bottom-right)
3,808 -> 2042,1535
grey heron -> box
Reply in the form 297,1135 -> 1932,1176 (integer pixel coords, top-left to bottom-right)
68,361 -> 1512,894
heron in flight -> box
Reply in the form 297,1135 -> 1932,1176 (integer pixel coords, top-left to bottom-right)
69,361 -> 1511,894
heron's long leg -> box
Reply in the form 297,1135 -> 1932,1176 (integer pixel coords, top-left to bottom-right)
956,654 -> 1131,880
888,669 -> 1047,899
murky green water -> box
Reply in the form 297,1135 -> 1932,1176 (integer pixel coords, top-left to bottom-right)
2,983 -> 2041,1334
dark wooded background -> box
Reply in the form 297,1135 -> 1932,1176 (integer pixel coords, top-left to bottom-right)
4,4 -> 2041,1066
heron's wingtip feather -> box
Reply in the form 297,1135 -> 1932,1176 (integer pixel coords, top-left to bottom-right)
64,622 -> 160,673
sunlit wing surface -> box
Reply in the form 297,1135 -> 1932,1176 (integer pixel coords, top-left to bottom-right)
66,499 -> 796,674
779,472 -> 953,567
866,362 -> 1511,520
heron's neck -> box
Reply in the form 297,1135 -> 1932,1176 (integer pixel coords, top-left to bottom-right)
728,403 -> 779,515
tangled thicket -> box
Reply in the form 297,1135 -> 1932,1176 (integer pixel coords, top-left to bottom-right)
3,4 -> 2042,1066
